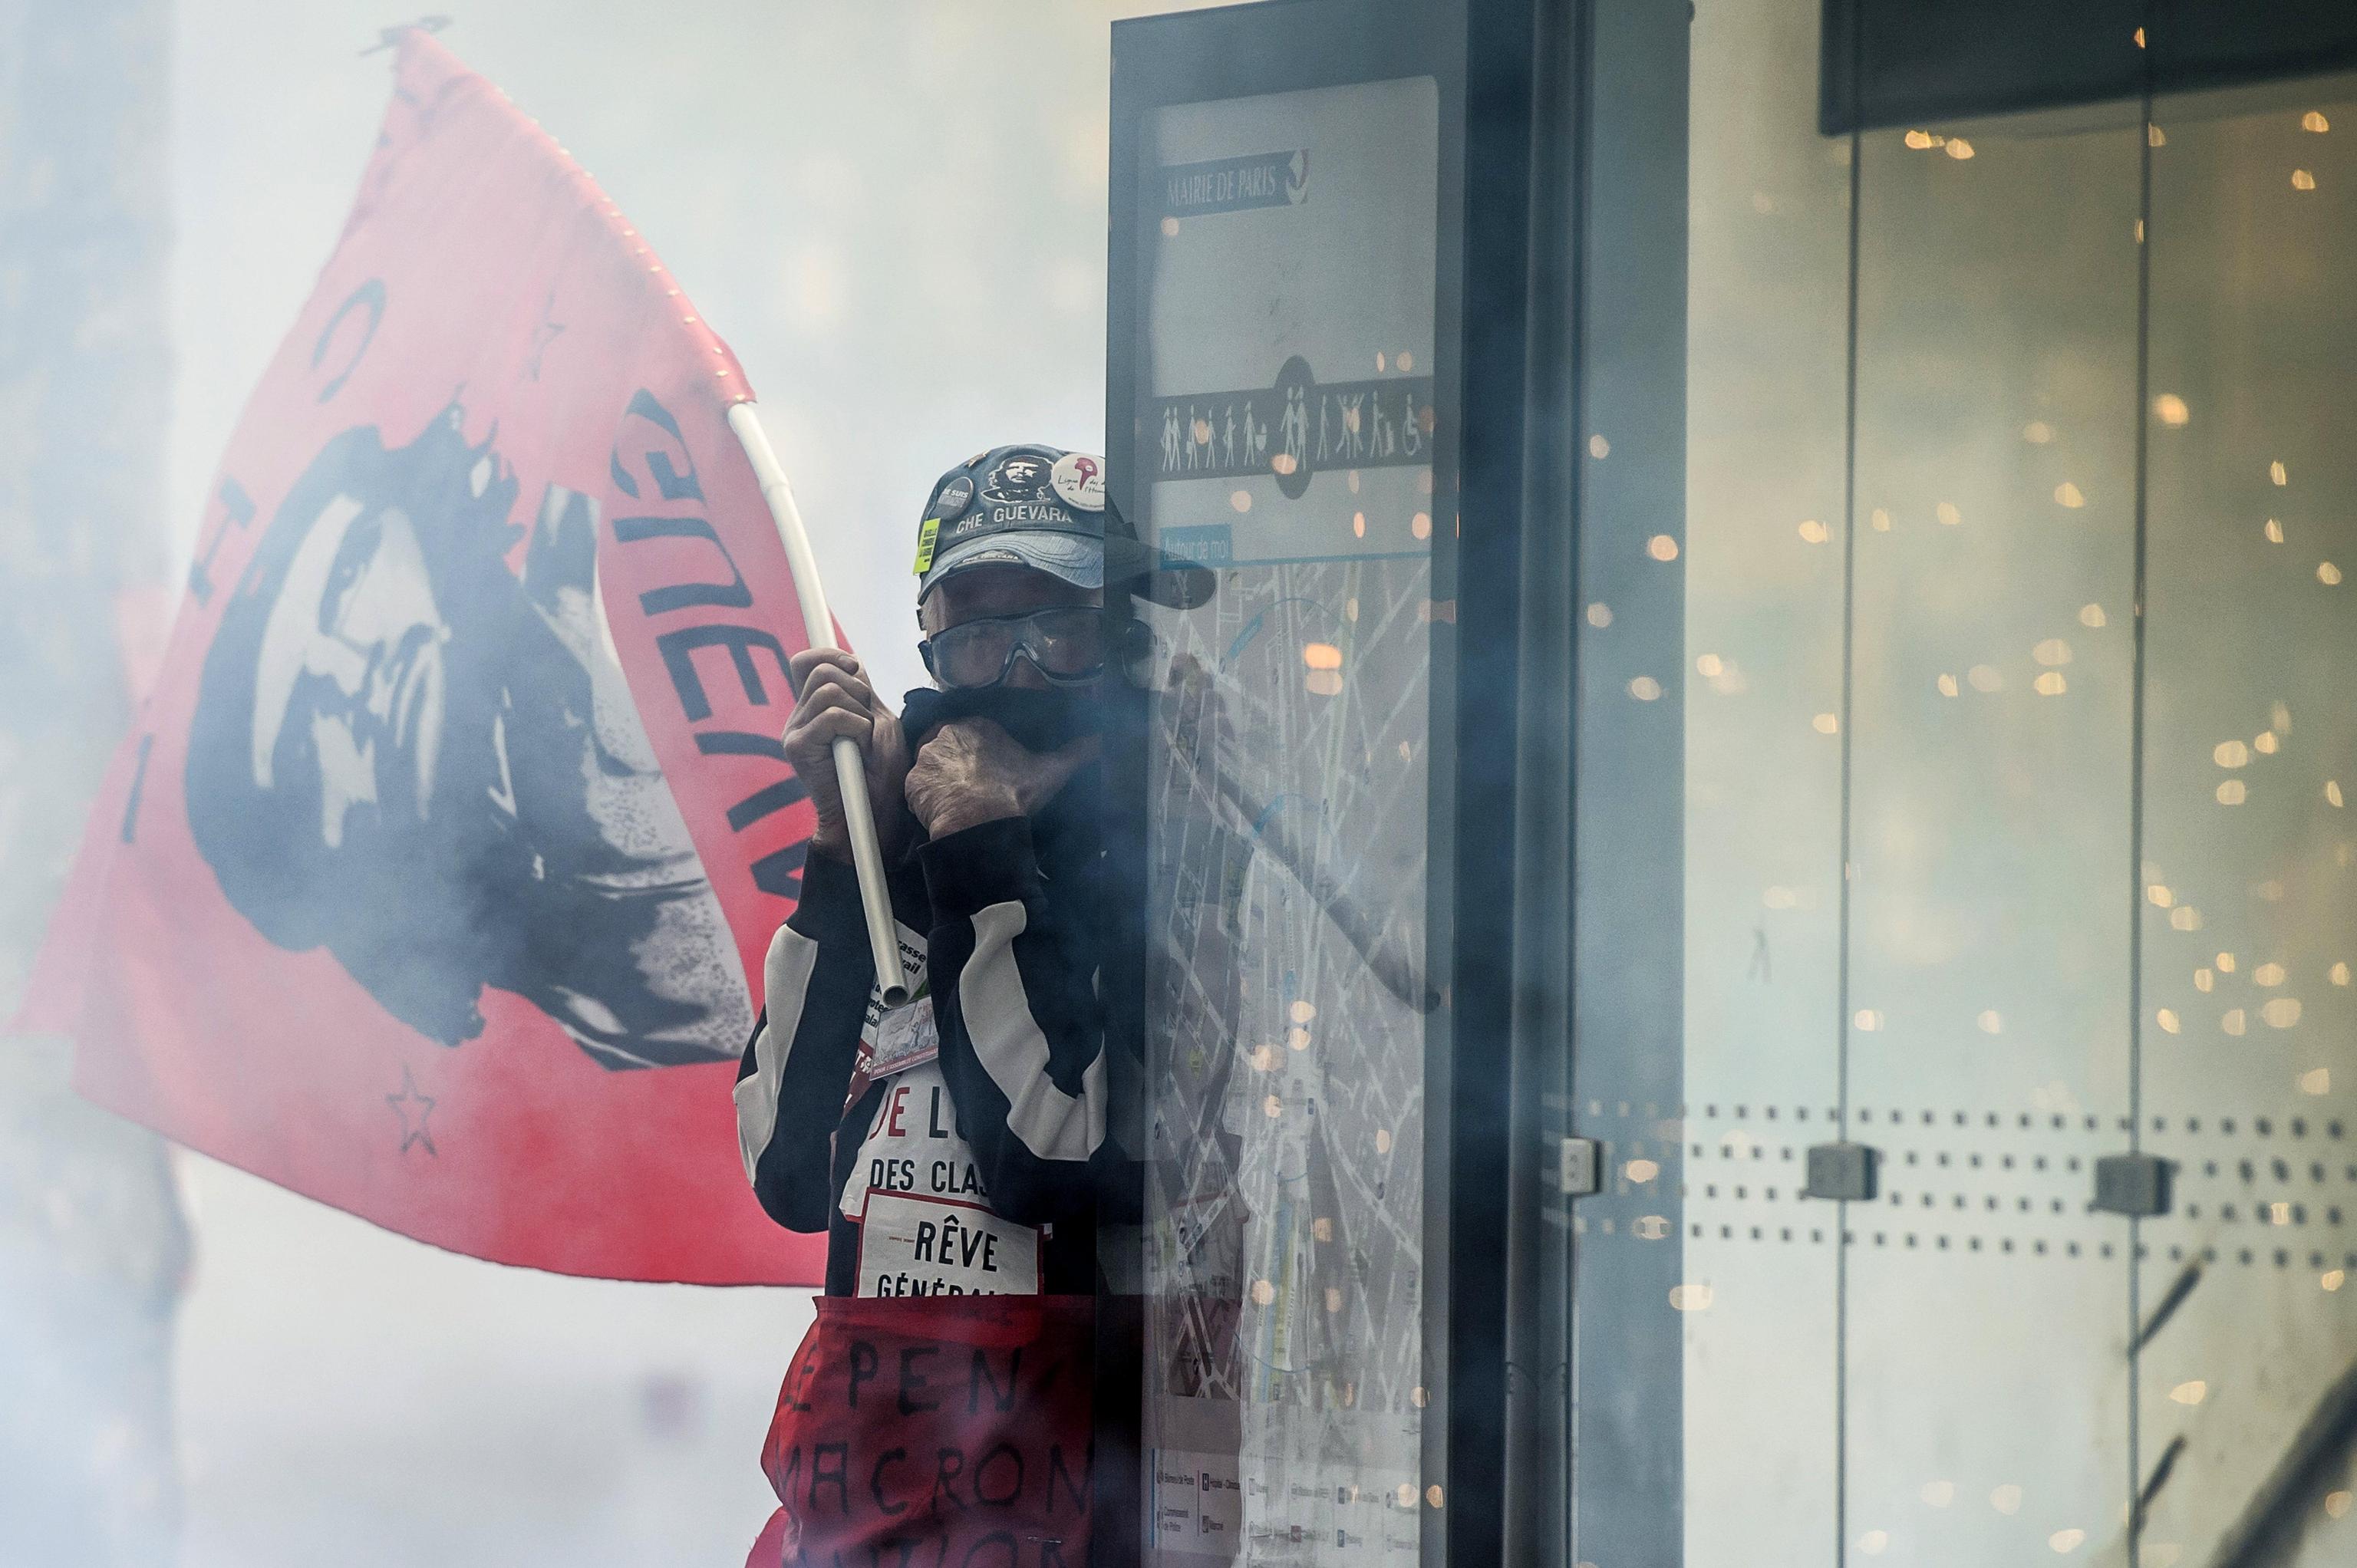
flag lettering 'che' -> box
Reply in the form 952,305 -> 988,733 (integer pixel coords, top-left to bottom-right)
18,32 -> 826,1283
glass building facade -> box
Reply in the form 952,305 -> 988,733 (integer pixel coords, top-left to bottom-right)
1110,2 -> 2357,1563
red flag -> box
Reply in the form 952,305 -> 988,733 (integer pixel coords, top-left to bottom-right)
15,31 -> 827,1284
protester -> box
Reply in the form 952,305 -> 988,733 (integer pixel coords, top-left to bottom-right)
733,444 -> 1207,1566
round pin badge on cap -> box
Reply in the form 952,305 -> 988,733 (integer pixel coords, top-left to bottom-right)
1050,451 -> 1106,512
931,473 -> 975,522
982,452 -> 1052,504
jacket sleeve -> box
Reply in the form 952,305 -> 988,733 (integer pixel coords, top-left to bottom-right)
918,815 -> 1106,1227
733,849 -> 878,1232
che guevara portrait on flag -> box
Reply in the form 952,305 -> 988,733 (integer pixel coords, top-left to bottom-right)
18,30 -> 833,1282
183,404 -> 753,1069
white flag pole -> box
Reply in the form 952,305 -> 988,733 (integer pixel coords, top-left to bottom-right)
727,401 -> 911,1008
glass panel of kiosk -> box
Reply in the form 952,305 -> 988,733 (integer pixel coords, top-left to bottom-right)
1110,13 -> 1458,1563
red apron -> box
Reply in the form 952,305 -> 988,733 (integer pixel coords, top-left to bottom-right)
747,1295 -> 1095,1568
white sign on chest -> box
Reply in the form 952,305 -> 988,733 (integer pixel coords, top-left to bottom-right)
842,1061 -> 1043,1296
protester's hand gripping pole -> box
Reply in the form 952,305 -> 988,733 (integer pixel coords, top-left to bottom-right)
727,403 -> 911,1007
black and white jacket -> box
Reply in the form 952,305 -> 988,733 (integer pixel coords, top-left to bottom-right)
733,800 -> 1113,1297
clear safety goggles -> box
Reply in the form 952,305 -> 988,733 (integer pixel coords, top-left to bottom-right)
918,606 -> 1110,689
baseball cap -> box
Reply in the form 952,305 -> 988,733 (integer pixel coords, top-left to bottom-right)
912,443 -> 1212,609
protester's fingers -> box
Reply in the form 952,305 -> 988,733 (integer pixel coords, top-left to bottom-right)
786,647 -> 862,697
786,704 -> 873,753
905,726 -> 954,772
791,667 -> 878,721
867,703 -> 911,772
793,661 -> 873,707
935,715 -> 1006,746
788,647 -> 860,679
788,693 -> 873,738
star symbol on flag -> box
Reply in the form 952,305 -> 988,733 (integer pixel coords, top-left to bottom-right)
387,1067 -> 437,1156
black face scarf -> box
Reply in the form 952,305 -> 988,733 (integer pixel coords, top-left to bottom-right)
896,683 -> 1142,874
898,684 -> 1105,755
